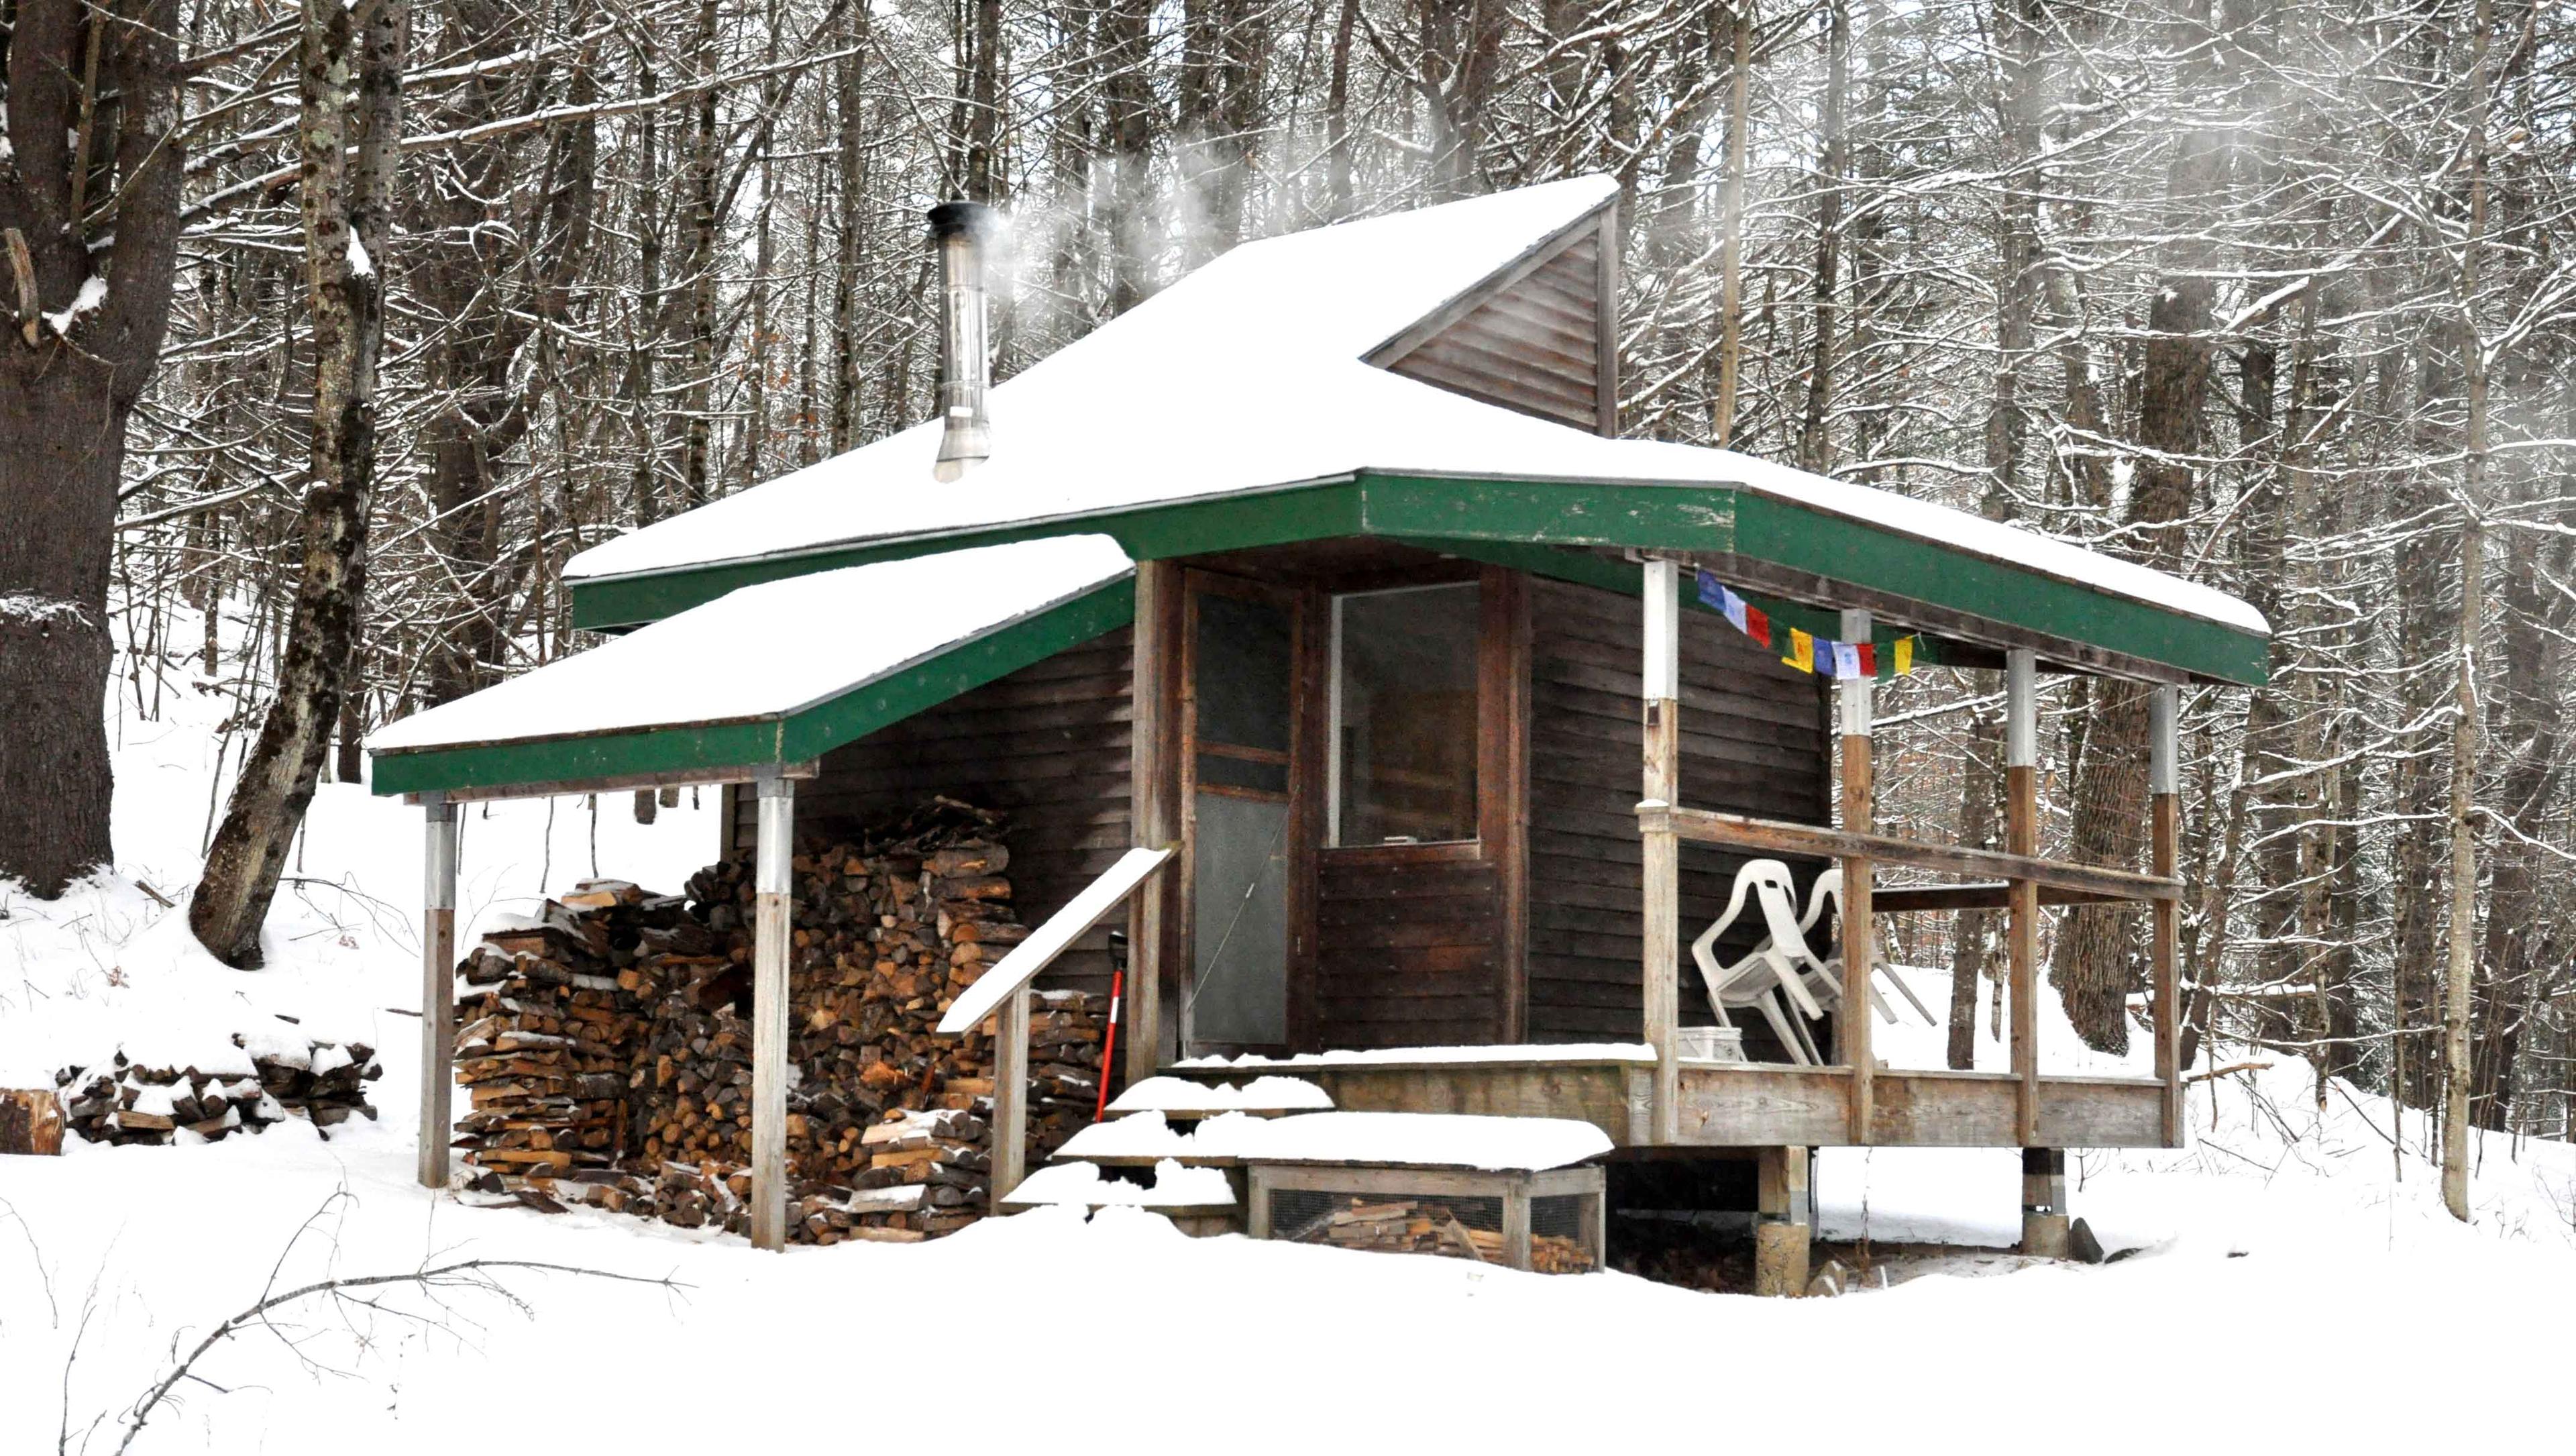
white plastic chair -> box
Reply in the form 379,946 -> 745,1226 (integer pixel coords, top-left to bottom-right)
1799,868 -> 1937,1027
1688,860 -> 1831,1065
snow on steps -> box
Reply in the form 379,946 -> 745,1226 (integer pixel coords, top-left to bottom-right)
1105,1074 -> 1334,1118
996,1072 -> 1343,1225
1002,1076 -> 1617,1244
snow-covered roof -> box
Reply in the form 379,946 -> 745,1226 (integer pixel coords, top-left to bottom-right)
371,535 -> 1130,765
561,176 -> 2265,645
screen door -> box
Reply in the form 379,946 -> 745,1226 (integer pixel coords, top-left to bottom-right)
1184,582 -> 1294,1048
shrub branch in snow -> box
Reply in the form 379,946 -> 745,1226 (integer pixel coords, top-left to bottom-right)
109,1190 -> 682,1455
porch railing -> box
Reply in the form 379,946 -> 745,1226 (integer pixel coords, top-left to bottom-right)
1633,560 -> 2184,1151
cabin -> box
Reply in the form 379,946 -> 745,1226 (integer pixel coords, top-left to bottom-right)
370,177 -> 2268,1280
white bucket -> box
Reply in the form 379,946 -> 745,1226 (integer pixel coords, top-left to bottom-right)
1676,1026 -> 1747,1063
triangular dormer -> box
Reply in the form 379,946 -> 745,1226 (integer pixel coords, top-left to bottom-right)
1367,198 -> 1617,437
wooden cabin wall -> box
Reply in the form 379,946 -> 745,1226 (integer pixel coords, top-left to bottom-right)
727,626 -> 1136,998
1523,578 -> 1833,1043
1383,227 -> 1607,432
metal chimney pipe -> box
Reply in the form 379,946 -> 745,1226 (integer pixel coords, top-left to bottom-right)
928,201 -> 1000,482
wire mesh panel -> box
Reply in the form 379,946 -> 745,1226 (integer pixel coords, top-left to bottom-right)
1269,1188 -> 1505,1261
1529,1192 -> 1599,1273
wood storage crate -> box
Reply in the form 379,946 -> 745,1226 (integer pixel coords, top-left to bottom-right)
1245,1163 -> 1603,1274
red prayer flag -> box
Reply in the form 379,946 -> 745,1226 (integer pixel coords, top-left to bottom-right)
1857,642 -> 1877,678
1744,604 -> 1770,647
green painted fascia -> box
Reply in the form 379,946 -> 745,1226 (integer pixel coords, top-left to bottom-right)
1356,471 -> 1738,552
370,718 -> 784,798
1729,492 -> 2268,685
570,482 -> 1364,630
566,468 -> 2263,685
373,578 -> 1136,796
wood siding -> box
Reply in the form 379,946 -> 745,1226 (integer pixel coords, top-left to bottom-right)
1385,230 -> 1605,431
735,626 -> 1136,998
1313,854 -> 1507,1048
1523,578 -> 1833,1043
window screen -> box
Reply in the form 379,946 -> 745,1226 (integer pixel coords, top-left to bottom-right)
1332,584 -> 1480,845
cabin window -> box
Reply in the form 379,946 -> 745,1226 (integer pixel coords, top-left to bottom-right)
1329,582 -> 1481,846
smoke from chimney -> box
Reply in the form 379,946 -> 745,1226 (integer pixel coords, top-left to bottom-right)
928,201 -> 999,482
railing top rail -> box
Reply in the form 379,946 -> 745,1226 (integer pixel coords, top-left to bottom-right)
1638,804 -> 2182,904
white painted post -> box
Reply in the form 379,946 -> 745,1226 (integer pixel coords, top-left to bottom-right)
419,793 -> 458,1190
1640,558 -> 1682,1145
751,770 -> 795,1251
2005,649 -> 2037,770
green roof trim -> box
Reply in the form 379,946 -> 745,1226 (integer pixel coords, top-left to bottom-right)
1726,492 -> 2267,685
568,482 -> 1366,631
565,471 -> 2265,685
372,576 -> 1136,797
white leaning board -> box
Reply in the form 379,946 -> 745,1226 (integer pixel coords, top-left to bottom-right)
936,845 -> 1173,1035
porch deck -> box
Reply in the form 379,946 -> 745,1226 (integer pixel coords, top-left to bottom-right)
1168,1047 -> 2174,1151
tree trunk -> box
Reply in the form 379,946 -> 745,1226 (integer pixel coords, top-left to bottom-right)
1711,8 -> 1750,447
2440,0 -> 2493,1221
0,0 -> 184,897
830,5 -> 868,450
2048,0 -> 2231,1052
1794,0 -> 1848,476
1103,0 -> 1159,315
191,0 -> 407,968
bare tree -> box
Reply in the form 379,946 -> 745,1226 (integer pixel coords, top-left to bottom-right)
190,0 -> 408,966
0,0 -> 185,896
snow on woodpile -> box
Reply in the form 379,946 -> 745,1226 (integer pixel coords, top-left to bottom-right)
0,872 -> 386,1145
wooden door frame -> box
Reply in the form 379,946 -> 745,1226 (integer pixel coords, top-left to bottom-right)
1299,564 -> 1531,1049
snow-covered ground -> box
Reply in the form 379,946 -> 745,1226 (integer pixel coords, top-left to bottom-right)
4,666 -> 2571,1453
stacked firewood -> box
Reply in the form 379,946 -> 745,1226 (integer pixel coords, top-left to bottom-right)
1284,1196 -> 1596,1273
453,804 -> 1108,1244
451,881 -> 682,1178
52,1039 -> 381,1146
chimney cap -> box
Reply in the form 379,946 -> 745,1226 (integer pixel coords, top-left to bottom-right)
927,201 -> 1001,240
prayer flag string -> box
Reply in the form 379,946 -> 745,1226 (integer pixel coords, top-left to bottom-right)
1695,570 -> 1921,681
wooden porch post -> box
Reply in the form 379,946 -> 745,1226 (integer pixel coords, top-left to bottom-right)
750,768 -> 795,1251
2021,1146 -> 2070,1257
1838,609 -> 1874,1144
1753,1144 -> 1811,1296
991,984 -> 1031,1212
1640,558 -> 1681,1145
1127,559 -> 1179,1086
418,792 -> 458,1190
2005,649 -> 2041,1147
2150,684 -> 2182,1146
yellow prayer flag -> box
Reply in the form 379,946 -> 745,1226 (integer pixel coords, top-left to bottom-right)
1781,628 -> 1815,674
1894,635 -> 1915,675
